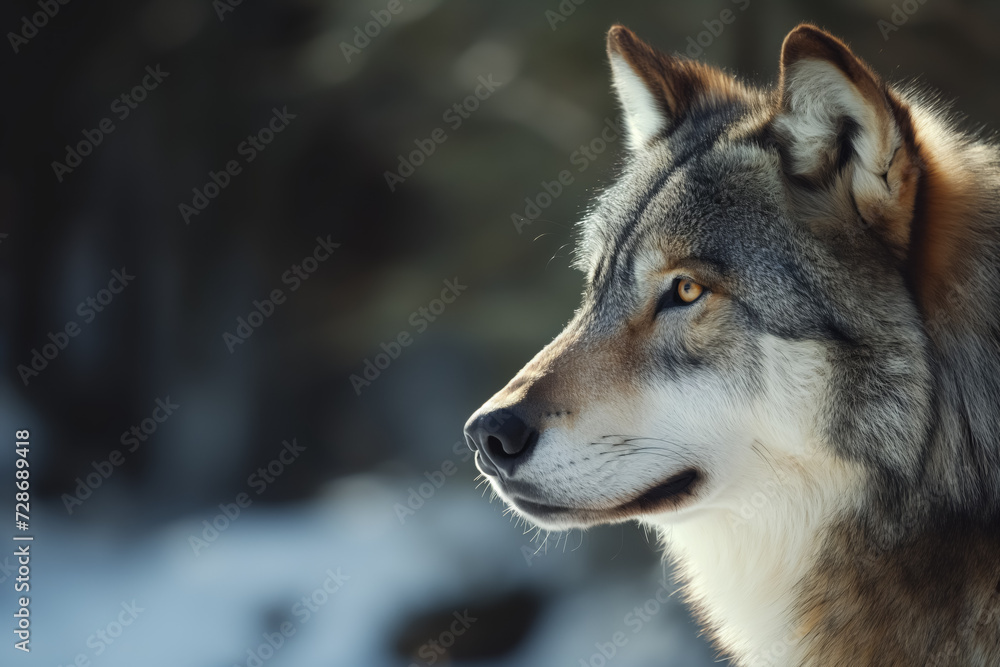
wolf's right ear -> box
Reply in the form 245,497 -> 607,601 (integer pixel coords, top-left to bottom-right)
606,25 -> 741,152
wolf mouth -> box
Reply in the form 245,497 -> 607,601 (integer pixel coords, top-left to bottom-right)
505,468 -> 701,521
621,469 -> 700,512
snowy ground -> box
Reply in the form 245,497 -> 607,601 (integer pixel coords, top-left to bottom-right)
9,475 -> 722,667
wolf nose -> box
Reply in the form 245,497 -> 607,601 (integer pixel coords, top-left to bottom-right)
464,409 -> 538,477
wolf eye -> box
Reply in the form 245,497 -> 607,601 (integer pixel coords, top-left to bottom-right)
655,278 -> 705,314
677,279 -> 704,303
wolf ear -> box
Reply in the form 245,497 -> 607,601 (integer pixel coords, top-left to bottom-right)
606,25 -> 742,152
775,24 -> 921,257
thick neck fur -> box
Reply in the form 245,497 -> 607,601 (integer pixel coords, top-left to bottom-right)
653,451 -> 861,666
645,335 -> 865,665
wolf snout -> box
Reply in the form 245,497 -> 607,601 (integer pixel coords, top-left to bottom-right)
464,408 -> 539,477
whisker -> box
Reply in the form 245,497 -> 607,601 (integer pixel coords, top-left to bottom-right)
610,524 -> 624,561
751,440 -> 779,476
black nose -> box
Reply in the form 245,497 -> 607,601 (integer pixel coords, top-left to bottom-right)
464,409 -> 538,477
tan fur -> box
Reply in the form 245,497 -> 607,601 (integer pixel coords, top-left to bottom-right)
476,316 -> 637,429
797,519 -> 1000,666
908,133 -> 981,322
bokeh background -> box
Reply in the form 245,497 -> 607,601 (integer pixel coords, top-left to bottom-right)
2,0 -> 999,665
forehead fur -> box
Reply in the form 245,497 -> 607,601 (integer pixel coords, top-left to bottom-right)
574,107 -> 789,284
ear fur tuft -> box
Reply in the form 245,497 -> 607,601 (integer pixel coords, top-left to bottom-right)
606,25 -> 747,151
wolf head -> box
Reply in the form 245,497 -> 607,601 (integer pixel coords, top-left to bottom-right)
464,24 -> 964,532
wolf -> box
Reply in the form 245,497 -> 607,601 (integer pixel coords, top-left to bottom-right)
464,23 -> 1000,666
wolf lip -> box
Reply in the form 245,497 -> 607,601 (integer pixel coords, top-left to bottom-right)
500,480 -> 579,517
509,496 -> 576,516
624,469 -> 700,512
503,470 -> 700,521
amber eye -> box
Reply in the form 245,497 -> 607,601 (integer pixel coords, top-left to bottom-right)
677,279 -> 704,304
654,277 -> 706,315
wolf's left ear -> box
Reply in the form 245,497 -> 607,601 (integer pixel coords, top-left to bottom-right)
607,25 -> 743,152
775,24 -> 921,257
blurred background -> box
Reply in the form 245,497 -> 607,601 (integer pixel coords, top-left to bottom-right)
1,0 -> 998,665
